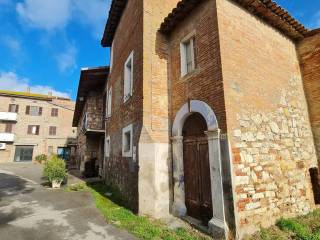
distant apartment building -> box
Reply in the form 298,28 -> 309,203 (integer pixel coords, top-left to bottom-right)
72,67 -> 108,176
0,90 -> 76,163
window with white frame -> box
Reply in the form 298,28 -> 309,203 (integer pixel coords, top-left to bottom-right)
122,124 -> 133,157
180,34 -> 196,77
107,87 -> 112,117
105,135 -> 110,157
124,51 -> 133,102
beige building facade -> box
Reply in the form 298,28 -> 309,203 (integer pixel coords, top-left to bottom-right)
0,90 -> 76,163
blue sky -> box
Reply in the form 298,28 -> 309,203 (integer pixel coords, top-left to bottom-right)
0,0 -> 319,100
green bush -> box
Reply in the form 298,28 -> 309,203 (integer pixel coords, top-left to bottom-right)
43,155 -> 67,183
35,154 -> 48,164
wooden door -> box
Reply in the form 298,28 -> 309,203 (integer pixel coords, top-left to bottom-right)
183,113 -> 213,225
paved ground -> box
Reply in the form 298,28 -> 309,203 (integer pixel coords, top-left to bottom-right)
0,162 -> 135,240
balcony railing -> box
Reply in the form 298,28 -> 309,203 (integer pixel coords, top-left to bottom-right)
0,112 -> 17,121
0,133 -> 15,142
82,113 -> 104,132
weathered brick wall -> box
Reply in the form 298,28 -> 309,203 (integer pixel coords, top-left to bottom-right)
298,32 -> 320,164
104,0 -> 143,212
168,0 -> 226,133
216,0 -> 318,237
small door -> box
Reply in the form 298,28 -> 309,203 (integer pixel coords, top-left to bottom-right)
183,113 -> 213,225
14,146 -> 34,162
57,147 -> 71,161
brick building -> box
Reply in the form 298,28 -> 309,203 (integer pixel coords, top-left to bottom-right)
0,90 -> 76,163
79,0 -> 320,239
73,67 -> 108,176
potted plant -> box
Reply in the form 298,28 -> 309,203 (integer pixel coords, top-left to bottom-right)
35,154 -> 48,164
43,155 -> 67,189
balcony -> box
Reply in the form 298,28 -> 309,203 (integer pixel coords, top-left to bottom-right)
0,112 -> 17,121
0,133 -> 15,142
82,113 -> 104,135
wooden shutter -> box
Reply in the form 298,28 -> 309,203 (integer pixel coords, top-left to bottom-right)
15,105 -> 19,113
55,109 -> 58,117
26,106 -> 30,115
8,104 -> 12,112
5,123 -> 12,133
27,125 -> 32,134
36,126 -> 40,135
39,107 -> 43,116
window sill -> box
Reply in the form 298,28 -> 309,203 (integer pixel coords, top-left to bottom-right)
180,68 -> 200,82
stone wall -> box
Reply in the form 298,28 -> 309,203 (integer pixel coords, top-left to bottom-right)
298,31 -> 320,164
216,0 -> 318,237
232,77 -> 318,235
76,94 -> 104,172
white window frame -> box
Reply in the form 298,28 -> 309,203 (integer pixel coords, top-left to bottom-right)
180,32 -> 196,77
107,87 -> 112,117
122,124 -> 133,157
123,51 -> 134,103
105,135 -> 111,157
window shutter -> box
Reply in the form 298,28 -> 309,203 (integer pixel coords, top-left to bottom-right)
55,109 -> 58,117
39,107 -> 43,116
26,106 -> 30,115
15,105 -> 19,113
5,124 -> 12,133
36,126 -> 40,135
27,125 -> 32,134
8,104 -> 12,112
51,108 -> 54,116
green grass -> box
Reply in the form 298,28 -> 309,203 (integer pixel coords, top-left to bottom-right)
66,182 -> 211,240
247,209 -> 320,240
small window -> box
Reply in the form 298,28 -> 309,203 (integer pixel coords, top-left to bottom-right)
122,124 -> 133,157
5,123 -> 13,133
26,106 -> 42,116
8,104 -> 19,113
105,135 -> 110,157
124,51 -> 133,102
51,108 -> 58,117
48,146 -> 53,155
49,126 -> 57,136
107,87 -> 112,117
180,35 -> 196,77
27,125 -> 40,135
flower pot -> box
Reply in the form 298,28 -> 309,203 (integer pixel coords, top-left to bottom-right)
52,180 -> 62,189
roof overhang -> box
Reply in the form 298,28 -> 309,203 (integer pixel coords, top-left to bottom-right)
72,66 -> 109,127
101,0 -> 128,47
159,0 -> 310,42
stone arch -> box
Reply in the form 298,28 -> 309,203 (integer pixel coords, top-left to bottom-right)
172,100 -> 218,136
171,99 -> 228,239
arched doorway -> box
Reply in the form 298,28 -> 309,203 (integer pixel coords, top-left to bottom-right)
182,113 -> 213,225
171,100 -> 227,238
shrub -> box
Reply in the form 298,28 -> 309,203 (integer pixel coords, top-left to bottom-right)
43,155 -> 67,183
35,154 -> 48,164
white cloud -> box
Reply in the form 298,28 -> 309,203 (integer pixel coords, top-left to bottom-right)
16,0 -> 72,31
0,71 -> 70,98
2,36 -> 21,53
73,0 -> 108,39
16,0 -> 109,37
55,45 -> 77,73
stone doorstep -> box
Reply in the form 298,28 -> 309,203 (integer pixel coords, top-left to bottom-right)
181,215 -> 212,236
